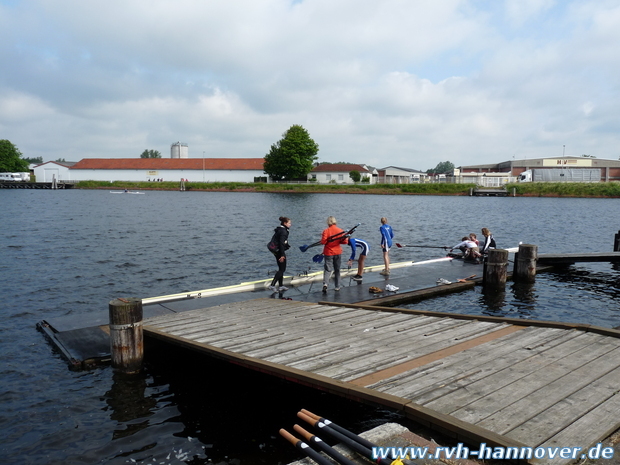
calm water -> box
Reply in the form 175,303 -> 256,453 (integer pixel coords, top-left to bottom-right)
1,189 -> 619,464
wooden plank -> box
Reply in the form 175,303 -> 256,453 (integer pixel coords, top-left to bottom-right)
539,391 -> 620,465
421,331 -> 598,414
375,327 -> 572,400
298,321 -> 506,379
450,334 -> 620,425
506,364 -> 620,447
349,325 -> 525,386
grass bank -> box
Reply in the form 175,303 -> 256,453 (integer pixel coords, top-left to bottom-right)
76,180 -> 620,197
77,180 -> 476,195
506,182 -> 620,198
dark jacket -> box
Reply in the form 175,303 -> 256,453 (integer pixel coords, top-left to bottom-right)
273,225 -> 290,255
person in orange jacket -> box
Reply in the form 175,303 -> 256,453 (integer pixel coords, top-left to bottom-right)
320,216 -> 349,293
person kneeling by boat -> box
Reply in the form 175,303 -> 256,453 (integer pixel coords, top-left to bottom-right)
347,237 -> 369,282
450,236 -> 481,261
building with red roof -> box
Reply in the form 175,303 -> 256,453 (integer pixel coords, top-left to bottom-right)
35,158 -> 267,183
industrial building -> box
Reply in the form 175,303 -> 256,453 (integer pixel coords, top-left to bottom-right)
457,156 -> 620,184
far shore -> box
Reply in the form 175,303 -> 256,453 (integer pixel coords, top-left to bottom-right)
79,181 -> 620,198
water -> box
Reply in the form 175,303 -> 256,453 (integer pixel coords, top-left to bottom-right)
1,190 -> 619,464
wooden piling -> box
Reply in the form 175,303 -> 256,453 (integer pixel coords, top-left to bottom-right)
109,297 -> 143,373
514,244 -> 538,282
614,230 -> 620,252
484,249 -> 509,288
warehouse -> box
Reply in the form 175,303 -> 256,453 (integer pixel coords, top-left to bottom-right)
459,156 -> 620,182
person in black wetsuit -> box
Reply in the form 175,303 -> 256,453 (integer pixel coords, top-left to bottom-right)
268,216 -> 291,292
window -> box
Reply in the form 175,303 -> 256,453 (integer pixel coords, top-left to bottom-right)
338,174 -> 344,181
326,174 -> 331,181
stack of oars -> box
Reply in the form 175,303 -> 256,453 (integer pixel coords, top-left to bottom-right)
279,409 -> 418,465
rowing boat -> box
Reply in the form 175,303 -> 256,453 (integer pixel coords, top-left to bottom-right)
142,246 -> 519,305
110,191 -> 145,194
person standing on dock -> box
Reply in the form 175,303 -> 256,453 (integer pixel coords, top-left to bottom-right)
347,238 -> 369,282
268,217 -> 292,292
379,217 -> 393,276
321,216 -> 348,292
480,227 -> 496,255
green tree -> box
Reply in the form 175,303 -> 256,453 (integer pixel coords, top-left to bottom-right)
427,161 -> 455,175
24,156 -> 43,164
349,170 -> 361,182
263,125 -> 319,181
55,158 -> 66,163
0,140 -> 29,172
140,149 -> 162,158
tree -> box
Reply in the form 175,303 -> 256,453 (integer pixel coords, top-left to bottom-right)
349,170 -> 361,182
0,139 -> 29,172
427,161 -> 455,175
140,149 -> 162,158
23,156 -> 43,164
263,125 -> 319,181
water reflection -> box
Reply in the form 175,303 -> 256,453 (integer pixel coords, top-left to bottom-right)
103,371 -> 157,439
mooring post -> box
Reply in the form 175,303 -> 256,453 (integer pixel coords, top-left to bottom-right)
484,249 -> 509,288
614,230 -> 620,252
514,244 -> 538,282
109,297 -> 143,374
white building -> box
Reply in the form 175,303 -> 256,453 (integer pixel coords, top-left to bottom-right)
378,166 -> 430,183
309,163 -> 377,184
32,161 -> 76,182
65,158 -> 266,182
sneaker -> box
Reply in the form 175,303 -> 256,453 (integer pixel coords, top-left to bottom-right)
268,285 -> 278,291
352,275 -> 363,282
278,286 -> 289,291
436,278 -> 452,285
334,287 -> 340,291
322,285 -> 327,293
380,269 -> 390,276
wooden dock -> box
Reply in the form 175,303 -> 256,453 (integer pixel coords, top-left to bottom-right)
538,252 -> 620,265
144,299 -> 620,464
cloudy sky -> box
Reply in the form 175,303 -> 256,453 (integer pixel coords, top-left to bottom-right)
1,0 -> 619,170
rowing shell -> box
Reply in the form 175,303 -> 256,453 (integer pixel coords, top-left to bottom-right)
142,246 -> 519,305
110,191 -> 145,194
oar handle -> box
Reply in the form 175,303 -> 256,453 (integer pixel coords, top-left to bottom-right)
279,428 -> 298,446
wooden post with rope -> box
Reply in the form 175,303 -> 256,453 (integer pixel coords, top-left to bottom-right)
514,244 -> 538,283
109,297 -> 143,374
484,249 -> 509,288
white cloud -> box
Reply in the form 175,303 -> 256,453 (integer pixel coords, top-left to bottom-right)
1,0 -> 619,168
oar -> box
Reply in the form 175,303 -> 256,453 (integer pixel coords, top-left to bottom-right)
395,243 -> 449,249
300,409 -> 382,453
299,409 -> 416,465
293,424 -> 358,465
300,223 -> 361,252
279,429 -> 335,465
312,254 -> 324,263
297,411 -> 400,465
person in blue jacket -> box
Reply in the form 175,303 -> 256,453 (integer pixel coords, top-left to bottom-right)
379,217 -> 394,276
347,238 -> 369,282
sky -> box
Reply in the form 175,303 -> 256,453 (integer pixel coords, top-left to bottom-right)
1,0 -> 620,171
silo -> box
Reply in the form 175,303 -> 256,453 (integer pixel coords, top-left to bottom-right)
170,142 -> 189,158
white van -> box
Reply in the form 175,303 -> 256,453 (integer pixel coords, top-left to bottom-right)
0,173 -> 22,182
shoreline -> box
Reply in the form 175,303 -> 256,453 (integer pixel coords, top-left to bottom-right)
80,182 -> 620,198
